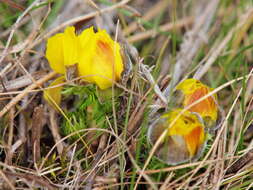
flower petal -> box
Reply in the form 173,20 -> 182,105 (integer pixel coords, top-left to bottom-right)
44,76 -> 65,110
176,79 -> 218,122
78,28 -> 123,89
46,33 -> 65,74
185,86 -> 217,121
184,125 -> 204,156
46,26 -> 79,74
163,109 -> 203,136
96,29 -> 123,80
62,26 -> 79,66
77,27 -> 96,83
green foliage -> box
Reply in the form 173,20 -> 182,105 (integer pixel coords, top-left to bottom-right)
61,85 -> 115,141
1,0 -> 253,188
0,3 -> 22,29
44,0 -> 64,27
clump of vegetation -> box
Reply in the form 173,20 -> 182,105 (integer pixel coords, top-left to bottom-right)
0,0 -> 253,189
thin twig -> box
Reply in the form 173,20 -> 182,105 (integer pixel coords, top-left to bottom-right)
127,17 -> 193,43
30,0 -> 132,49
0,0 -> 42,65
0,170 -> 15,190
0,71 -> 56,118
48,108 -> 64,155
123,0 -> 170,35
135,1 -> 220,188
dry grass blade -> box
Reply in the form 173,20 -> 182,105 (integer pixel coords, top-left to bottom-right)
194,8 -> 253,79
226,149 -> 253,174
0,71 -> 47,93
0,71 -> 56,118
5,107 -> 15,165
127,17 -> 193,43
0,170 -> 15,190
31,105 -> 45,163
123,0 -> 170,35
1,0 -> 253,188
30,0 -> 131,49
135,0 -> 220,188
0,0 -> 25,11
0,0 -> 42,64
2,170 -> 57,190
48,108 -> 64,155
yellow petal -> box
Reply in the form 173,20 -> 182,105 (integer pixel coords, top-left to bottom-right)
46,33 -> 65,74
92,30 -> 123,89
77,27 -> 96,83
176,79 -> 203,94
78,27 -> 124,89
96,29 -> 123,80
162,109 -> 201,135
78,27 -> 95,49
62,26 -> 79,66
184,125 -> 204,156
176,79 -> 218,122
45,26 -> 79,74
43,76 -> 65,110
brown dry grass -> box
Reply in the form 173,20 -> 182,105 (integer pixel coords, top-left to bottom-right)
0,0 -> 253,189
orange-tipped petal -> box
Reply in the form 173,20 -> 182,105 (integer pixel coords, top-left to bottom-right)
78,28 -> 123,89
162,109 -> 206,157
176,79 -> 218,122
184,125 -> 205,156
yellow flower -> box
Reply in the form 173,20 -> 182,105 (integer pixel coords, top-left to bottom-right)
45,26 -> 123,89
176,79 -> 218,123
162,109 -> 205,156
44,26 -> 124,108
148,109 -> 206,164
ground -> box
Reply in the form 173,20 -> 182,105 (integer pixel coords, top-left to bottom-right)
0,0 -> 253,189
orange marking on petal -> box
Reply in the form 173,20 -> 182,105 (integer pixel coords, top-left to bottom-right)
183,115 -> 196,124
97,40 -> 114,64
97,40 -> 111,52
184,126 -> 203,156
185,87 -> 216,119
